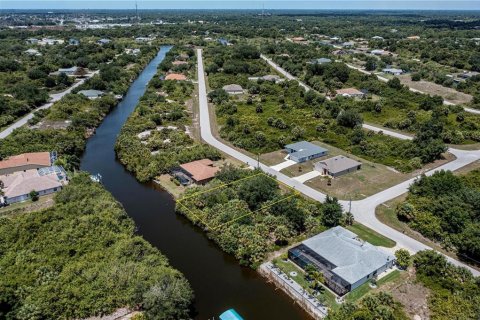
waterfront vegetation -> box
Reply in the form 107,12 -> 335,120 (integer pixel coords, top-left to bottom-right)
413,250 -> 480,319
176,166 -> 346,267
115,46 -> 221,182
395,169 -> 480,263
0,174 -> 193,319
0,38 -> 158,169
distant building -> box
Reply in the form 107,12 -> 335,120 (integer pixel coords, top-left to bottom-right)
248,75 -> 282,83
0,166 -> 68,205
382,68 -> 404,75
335,88 -> 365,98
291,37 -> 306,42
97,38 -> 111,45
25,38 -> 39,44
39,38 -> 64,45
285,141 -> 328,163
78,89 -> 105,99
459,71 -> 480,79
172,159 -> 219,185
407,36 -> 420,40
0,152 -> 52,175
371,36 -> 384,40
310,58 -> 332,65
288,226 -> 395,296
69,38 -> 80,45
24,48 -> 42,56
314,155 -> 362,177
165,73 -> 187,81
222,84 -> 243,95
135,36 -> 154,42
125,48 -> 141,55
342,41 -> 355,48
56,66 -> 79,76
370,49 -> 386,56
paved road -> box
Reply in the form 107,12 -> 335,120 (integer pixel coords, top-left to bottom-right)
344,63 -> 480,114
0,71 -> 98,139
197,49 -> 480,276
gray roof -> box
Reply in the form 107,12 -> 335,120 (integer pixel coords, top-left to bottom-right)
285,141 -> 328,159
316,155 -> 361,174
302,226 -> 394,285
312,58 -> 332,64
222,84 -> 243,92
78,90 -> 104,98
383,68 -> 403,74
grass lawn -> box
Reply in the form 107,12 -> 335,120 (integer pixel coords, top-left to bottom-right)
347,222 -> 396,248
276,141 -> 408,200
346,270 -> 401,303
0,194 -> 55,217
274,259 -> 340,311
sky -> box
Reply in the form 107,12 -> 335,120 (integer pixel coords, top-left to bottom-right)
1,0 -> 480,10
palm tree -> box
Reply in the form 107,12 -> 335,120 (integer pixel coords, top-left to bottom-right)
345,212 -> 355,226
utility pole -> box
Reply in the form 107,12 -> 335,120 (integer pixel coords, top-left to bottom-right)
135,0 -> 139,24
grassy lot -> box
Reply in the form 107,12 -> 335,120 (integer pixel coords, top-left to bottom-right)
398,75 -> 473,105
274,259 -> 339,311
278,141 -> 407,200
263,140 -> 454,201
0,194 -> 55,217
346,222 -> 396,248
345,270 -> 401,303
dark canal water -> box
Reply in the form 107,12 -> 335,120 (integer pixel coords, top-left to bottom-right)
80,46 -> 309,320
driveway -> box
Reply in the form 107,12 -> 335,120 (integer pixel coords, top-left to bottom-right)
197,49 -> 480,276
292,171 -> 322,183
270,159 -> 296,171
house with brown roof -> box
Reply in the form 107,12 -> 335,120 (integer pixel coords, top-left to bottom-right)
172,159 -> 220,185
0,166 -> 68,205
165,73 -> 187,81
335,88 -> 366,98
0,152 -> 52,175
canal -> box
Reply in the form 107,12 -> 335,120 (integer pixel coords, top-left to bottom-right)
80,46 -> 310,320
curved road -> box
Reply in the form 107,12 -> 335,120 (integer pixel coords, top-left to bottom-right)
197,49 -> 480,276
0,71 -> 98,139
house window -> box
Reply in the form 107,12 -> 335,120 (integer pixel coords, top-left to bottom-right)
54,188 -> 57,191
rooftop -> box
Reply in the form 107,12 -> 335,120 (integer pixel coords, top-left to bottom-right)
179,159 -> 219,182
285,141 -> 328,159
316,155 -> 362,174
78,89 -> 104,98
302,226 -> 394,285
0,166 -> 66,199
165,73 -> 187,81
336,88 -> 364,96
0,152 -> 51,170
222,84 -> 243,92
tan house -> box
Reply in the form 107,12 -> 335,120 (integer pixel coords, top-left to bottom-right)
0,166 -> 68,205
173,159 -> 220,185
0,152 -> 52,175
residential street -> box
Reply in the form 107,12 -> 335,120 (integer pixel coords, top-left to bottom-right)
0,70 -> 99,139
197,48 -> 480,276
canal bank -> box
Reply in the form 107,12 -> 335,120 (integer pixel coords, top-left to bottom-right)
80,46 -> 310,319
